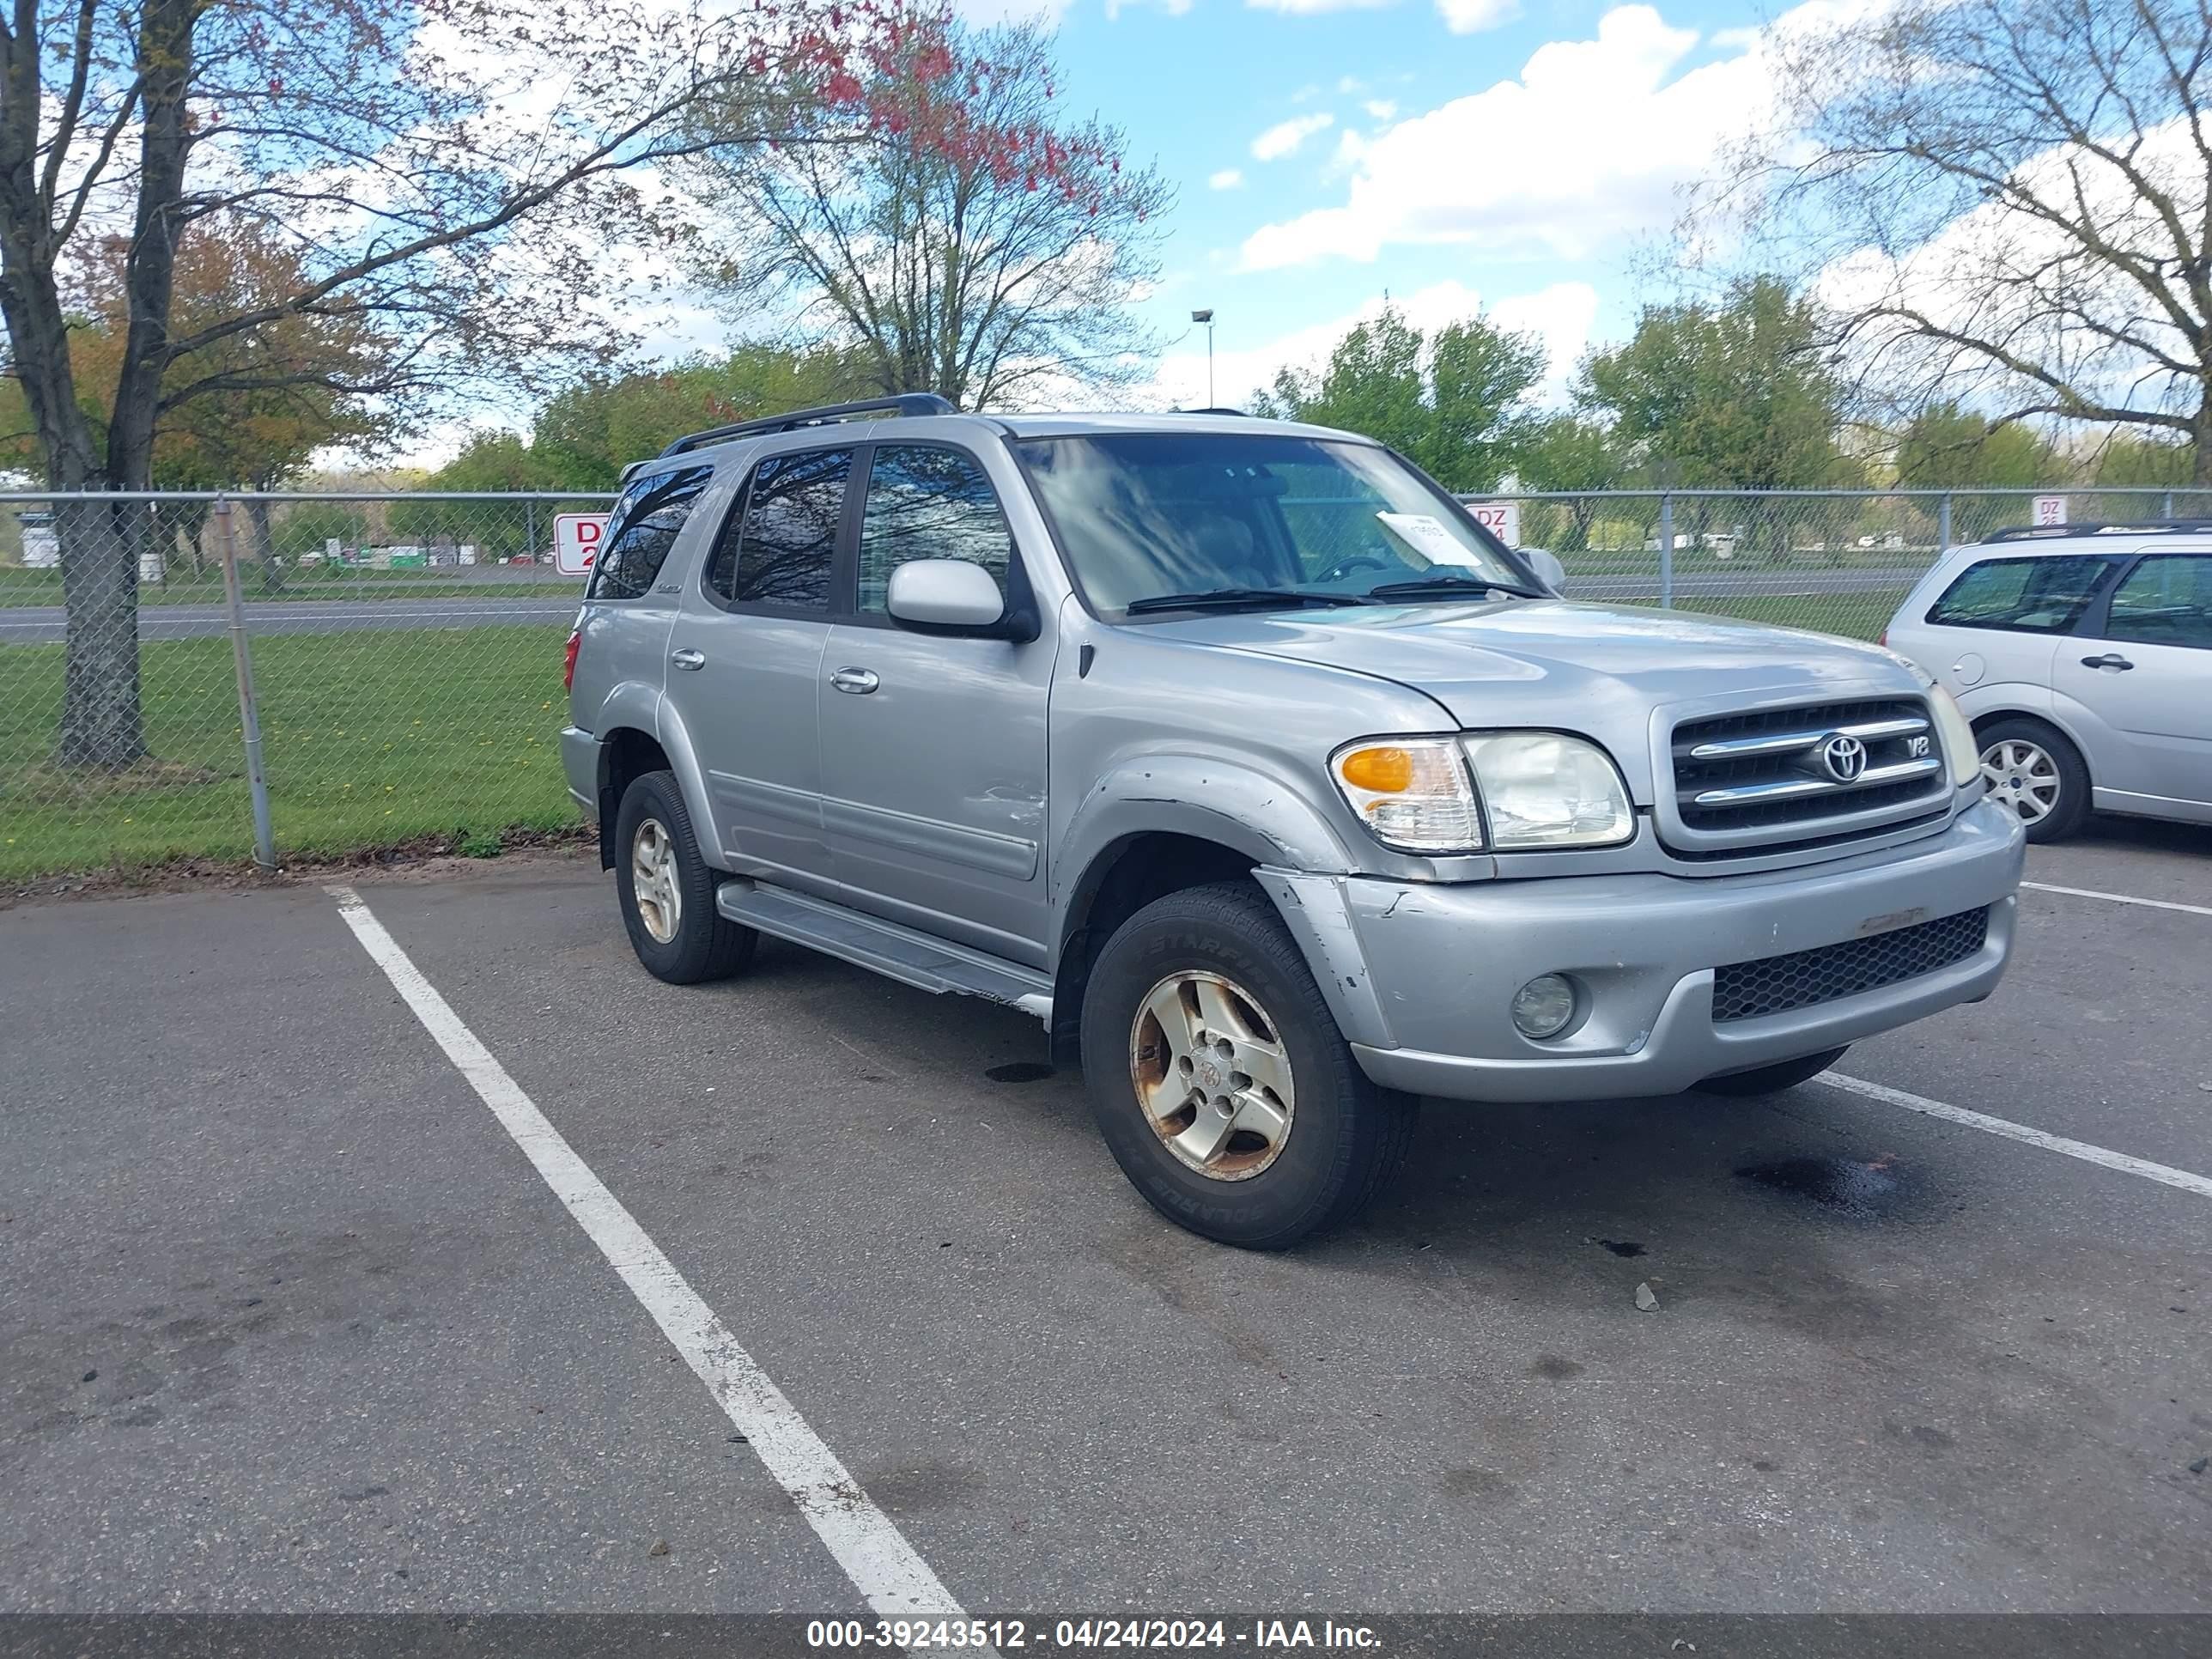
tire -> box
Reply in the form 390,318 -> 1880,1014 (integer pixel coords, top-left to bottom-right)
1976,716 -> 2090,843
1697,1044 -> 1849,1097
613,770 -> 757,984
1079,881 -> 1416,1249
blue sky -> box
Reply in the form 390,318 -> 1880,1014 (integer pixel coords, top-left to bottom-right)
988,0 -> 1800,408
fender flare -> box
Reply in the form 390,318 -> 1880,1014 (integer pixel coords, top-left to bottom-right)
590,683 -> 722,866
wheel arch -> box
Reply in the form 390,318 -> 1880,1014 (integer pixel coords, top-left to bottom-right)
1048,830 -> 1265,1066
595,727 -> 674,871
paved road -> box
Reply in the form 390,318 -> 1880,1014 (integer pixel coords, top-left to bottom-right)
0,595 -> 582,642
3,822 -> 2209,1626
0,568 -> 1914,644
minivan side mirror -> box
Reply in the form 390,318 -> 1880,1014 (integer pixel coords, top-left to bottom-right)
886,558 -> 1011,633
1522,548 -> 1567,593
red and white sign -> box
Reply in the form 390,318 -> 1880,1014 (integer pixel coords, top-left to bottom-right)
554,512 -> 609,577
1463,499 -> 1522,548
2031,495 -> 2068,528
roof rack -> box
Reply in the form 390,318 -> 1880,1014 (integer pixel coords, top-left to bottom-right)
656,393 -> 957,459
1985,519 -> 2212,543
1175,406 -> 1251,416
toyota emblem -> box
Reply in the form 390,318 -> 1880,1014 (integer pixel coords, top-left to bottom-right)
1820,734 -> 1869,782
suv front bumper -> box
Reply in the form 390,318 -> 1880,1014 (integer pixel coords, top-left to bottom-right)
1266,799 -> 2024,1103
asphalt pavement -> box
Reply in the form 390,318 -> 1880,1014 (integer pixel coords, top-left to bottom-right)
3,820 -> 2209,1623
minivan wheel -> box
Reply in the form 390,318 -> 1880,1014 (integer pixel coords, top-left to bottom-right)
1976,717 -> 2089,842
1696,1045 -> 1849,1097
1080,881 -> 1416,1249
614,770 -> 757,984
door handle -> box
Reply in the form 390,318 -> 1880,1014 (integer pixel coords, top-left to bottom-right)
2079,653 -> 2135,671
670,647 -> 706,672
829,666 -> 880,695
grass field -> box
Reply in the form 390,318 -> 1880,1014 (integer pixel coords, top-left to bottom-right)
0,590 -> 1904,880
0,625 -> 575,879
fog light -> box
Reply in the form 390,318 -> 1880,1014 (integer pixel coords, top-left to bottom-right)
1511,974 -> 1577,1040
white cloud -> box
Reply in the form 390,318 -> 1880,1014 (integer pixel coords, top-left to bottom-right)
1145,278 -> 1601,410
1436,0 -> 1519,32
1249,0 -> 1398,15
1362,99 -> 1398,122
1208,168 -> 1247,191
1237,0 -> 1852,273
1251,112 -> 1336,161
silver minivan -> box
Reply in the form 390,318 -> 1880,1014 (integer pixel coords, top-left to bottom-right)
1884,523 -> 2212,842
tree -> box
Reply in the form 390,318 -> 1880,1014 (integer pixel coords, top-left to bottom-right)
683,15 -> 1171,409
1578,278 -> 1856,491
1698,0 -> 2212,483
0,0 -> 947,766
530,346 -> 877,488
1514,416 -> 1626,550
2091,434 -> 2196,490
1894,402 -> 2057,489
1254,301 -> 1546,492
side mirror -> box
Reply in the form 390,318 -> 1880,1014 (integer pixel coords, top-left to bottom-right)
1522,548 -> 1567,593
886,558 -> 1008,632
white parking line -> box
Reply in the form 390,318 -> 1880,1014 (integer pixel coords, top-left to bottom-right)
2021,880 -> 2212,919
328,884 -> 970,1621
1820,1071 -> 2212,1200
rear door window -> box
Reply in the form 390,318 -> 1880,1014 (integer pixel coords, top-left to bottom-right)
2100,555 -> 2212,651
588,465 -> 713,600
1925,555 -> 2118,635
705,447 -> 853,611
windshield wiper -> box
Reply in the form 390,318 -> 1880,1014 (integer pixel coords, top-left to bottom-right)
1364,574 -> 1542,603
1123,587 -> 1370,615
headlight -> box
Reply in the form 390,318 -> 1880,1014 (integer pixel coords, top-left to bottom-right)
1462,732 -> 1637,848
1330,738 -> 1483,853
1892,654 -> 1981,788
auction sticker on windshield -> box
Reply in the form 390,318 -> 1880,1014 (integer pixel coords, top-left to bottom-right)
1376,512 -> 1480,569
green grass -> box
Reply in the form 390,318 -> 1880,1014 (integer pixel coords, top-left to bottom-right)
1668,590 -> 1909,641
0,590 -> 1905,881
0,565 -> 579,607
0,625 -> 575,878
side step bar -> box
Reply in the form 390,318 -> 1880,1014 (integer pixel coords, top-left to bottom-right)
714,878 -> 1053,1024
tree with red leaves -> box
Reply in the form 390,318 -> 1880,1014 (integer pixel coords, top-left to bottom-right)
0,0 -> 915,767
684,12 -> 1171,410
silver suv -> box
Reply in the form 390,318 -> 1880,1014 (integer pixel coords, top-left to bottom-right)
1883,522 -> 2212,842
562,395 -> 2024,1247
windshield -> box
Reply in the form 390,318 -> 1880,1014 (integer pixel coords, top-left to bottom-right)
1011,433 -> 1534,617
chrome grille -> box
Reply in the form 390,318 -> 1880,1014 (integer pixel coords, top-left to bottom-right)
1666,697 -> 1950,853
1711,907 -> 1990,1023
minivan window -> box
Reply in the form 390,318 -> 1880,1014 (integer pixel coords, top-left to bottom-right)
859,445 -> 1012,613
589,465 -> 713,600
709,448 -> 853,611
1925,555 -> 2118,635
2101,555 -> 2212,650
1012,433 -> 1529,616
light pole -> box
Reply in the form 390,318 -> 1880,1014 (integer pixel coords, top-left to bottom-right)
1191,308 -> 1215,407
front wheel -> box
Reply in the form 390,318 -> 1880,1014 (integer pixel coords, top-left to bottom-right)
614,770 -> 757,984
1696,1045 -> 1849,1097
1977,717 -> 2089,843
1079,882 -> 1416,1249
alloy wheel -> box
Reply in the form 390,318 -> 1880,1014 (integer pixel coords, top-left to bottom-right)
1129,970 -> 1296,1181
630,817 -> 682,944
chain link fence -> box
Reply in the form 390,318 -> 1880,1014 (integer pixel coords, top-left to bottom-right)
1,484 -> 2206,881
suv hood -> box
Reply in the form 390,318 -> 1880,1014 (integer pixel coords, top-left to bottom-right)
1146,598 -> 1920,801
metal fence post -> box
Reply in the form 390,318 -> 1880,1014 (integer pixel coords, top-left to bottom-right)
1657,492 -> 1675,609
215,498 -> 277,871
1939,492 -> 1953,552
2164,490 -> 2176,519
526,498 -> 537,562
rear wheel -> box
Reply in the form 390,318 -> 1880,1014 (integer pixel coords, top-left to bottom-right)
614,770 -> 757,984
1079,882 -> 1415,1249
1977,717 -> 2089,842
1697,1045 -> 1849,1097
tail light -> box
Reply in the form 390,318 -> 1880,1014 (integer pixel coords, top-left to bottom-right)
562,629 -> 580,691
1878,627 -> 1888,647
